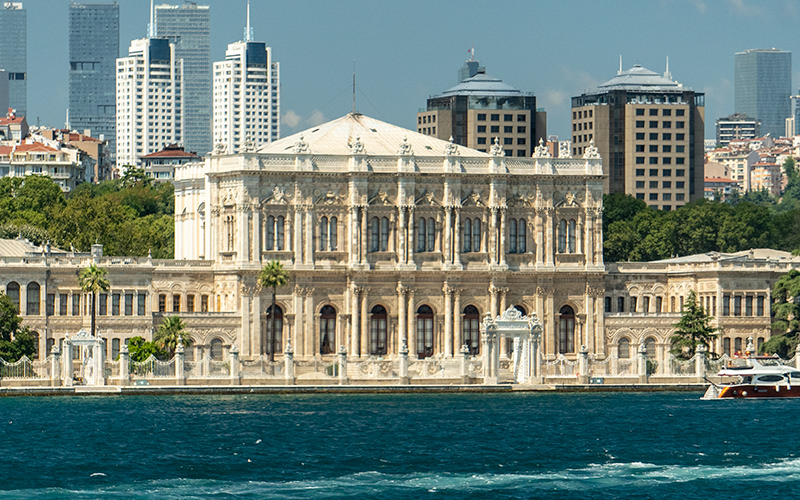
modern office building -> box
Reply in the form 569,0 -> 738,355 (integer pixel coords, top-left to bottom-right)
734,48 -> 791,139
155,2 -> 211,155
69,2 -> 119,161
0,2 -> 26,116
115,36 -> 182,173
571,64 -> 705,210
715,113 -> 759,147
417,60 -> 546,157
212,8 -> 280,153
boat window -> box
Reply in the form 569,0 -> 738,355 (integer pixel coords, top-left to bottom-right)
790,372 -> 800,379
755,375 -> 784,383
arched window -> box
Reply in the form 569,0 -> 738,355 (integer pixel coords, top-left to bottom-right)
416,305 -> 434,358
319,216 -> 329,251
380,217 -> 389,252
558,305 -> 575,354
462,305 -> 480,355
509,219 -> 517,253
265,304 -> 283,356
618,337 -> 630,359
517,218 -> 526,253
266,215 -> 274,250
426,217 -> 435,252
30,331 -> 39,358
514,304 -> 527,316
329,217 -> 338,251
558,219 -> 567,253
5,281 -> 20,312
463,218 -> 472,252
471,218 -> 481,252
371,216 -> 380,252
568,219 -> 577,253
320,305 -> 336,355
644,337 -> 656,358
275,216 -> 285,250
369,305 -> 387,356
210,338 -> 224,361
26,282 -> 40,315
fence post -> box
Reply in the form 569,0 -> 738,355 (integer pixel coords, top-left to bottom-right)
579,345 -> 589,384
284,341 -> 295,385
637,342 -> 648,383
398,341 -> 410,384
119,343 -> 130,386
175,343 -> 185,385
338,345 -> 348,385
229,344 -> 240,384
695,344 -> 707,381
62,338 -> 73,387
50,344 -> 61,387
460,344 -> 470,384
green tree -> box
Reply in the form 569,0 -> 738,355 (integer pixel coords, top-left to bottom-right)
762,269 -> 800,357
258,260 -> 290,361
670,290 -> 717,359
0,292 -> 36,362
154,316 -> 192,357
127,336 -> 166,362
79,264 -> 110,338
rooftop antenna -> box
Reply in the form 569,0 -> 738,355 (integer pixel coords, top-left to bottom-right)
664,56 -> 671,80
352,60 -> 356,114
469,45 -> 475,61
244,0 -> 253,42
618,54 -> 623,75
148,0 -> 156,38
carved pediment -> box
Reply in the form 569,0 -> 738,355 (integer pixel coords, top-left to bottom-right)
316,188 -> 346,205
416,189 -> 440,206
263,185 -> 292,205
369,188 -> 394,205
461,190 -> 485,207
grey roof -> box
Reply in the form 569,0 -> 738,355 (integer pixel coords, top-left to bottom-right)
438,72 -> 527,97
651,248 -> 796,264
257,113 -> 491,157
593,65 -> 688,93
0,238 -> 67,257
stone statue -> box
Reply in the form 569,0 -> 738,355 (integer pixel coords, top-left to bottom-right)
490,137 -> 503,156
583,139 -> 601,159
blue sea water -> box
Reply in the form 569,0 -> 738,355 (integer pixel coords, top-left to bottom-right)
0,391 -> 798,499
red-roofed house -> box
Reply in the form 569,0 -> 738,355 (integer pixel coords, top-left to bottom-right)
0,108 -> 28,141
0,141 -> 89,191
704,177 -> 740,201
140,144 -> 201,182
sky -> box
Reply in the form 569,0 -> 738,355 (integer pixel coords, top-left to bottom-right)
19,0 -> 800,142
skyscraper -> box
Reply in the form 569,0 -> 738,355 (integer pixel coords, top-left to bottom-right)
571,64 -> 705,210
417,59 -> 545,157
155,3 -> 210,155
69,2 -> 119,162
212,4 -> 279,153
116,36 -> 182,172
734,48 -> 791,138
0,2 -> 26,116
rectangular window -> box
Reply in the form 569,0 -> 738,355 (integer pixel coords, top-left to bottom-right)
734,296 -> 742,316
477,113 -> 486,121
631,297 -> 637,312
636,157 -> 645,164
649,181 -> 658,188
99,293 -> 108,315
477,137 -> 486,145
636,169 -> 645,176
490,114 -> 499,121
649,145 -> 658,152
636,133 -> 645,140
636,193 -> 645,200
46,294 -> 55,316
649,133 -> 658,140
663,193 -> 672,201
676,193 -> 685,201
59,294 -> 67,316
662,169 -> 672,176
125,293 -> 133,315
112,339 -> 120,360
636,120 -> 645,128
112,293 -> 120,315
517,126 -> 526,133
517,138 -> 526,145
649,157 -> 658,164
649,121 -> 658,128
636,181 -> 645,188
604,297 -> 612,313
676,181 -> 685,189
617,297 -> 625,312
676,121 -> 685,128
72,294 -> 80,316
723,295 -> 730,316
477,125 -> 486,133
187,294 -> 195,312
757,296 -> 765,316
662,133 -> 672,140
649,193 -> 658,200
649,109 -> 658,116
636,109 -> 645,116
504,126 -> 513,133
649,169 -> 658,176
158,294 -> 166,313
201,294 -> 209,312
676,169 -> 685,177
676,145 -> 684,153
662,109 -> 672,116
503,137 -> 513,145
676,109 -> 685,116
517,114 -> 526,121
504,114 -> 512,121
490,125 -> 499,133
662,121 -> 671,128
663,157 -> 672,164
172,294 -> 181,312
676,133 -> 685,140
636,145 -> 645,152
663,145 -> 672,153
745,296 -> 753,316
663,181 -> 672,188
138,293 -> 146,315
676,157 -> 685,164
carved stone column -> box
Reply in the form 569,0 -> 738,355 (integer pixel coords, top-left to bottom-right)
545,207 -> 554,265
294,207 -> 303,264
443,284 -> 453,357
293,285 -> 303,357
304,289 -> 314,357
453,289 -> 462,351
499,207 -> 507,266
360,287 -> 369,357
499,288 -> 508,358
397,207 -> 406,263
360,206 -> 368,265
305,207 -> 313,266
535,208 -> 543,265
453,208 -> 462,267
489,284 -> 498,318
489,207 -> 497,264
407,289 -> 416,359
444,207 -> 452,266
407,208 -> 415,265
349,207 -> 358,265
350,285 -> 360,356
397,283 -> 406,353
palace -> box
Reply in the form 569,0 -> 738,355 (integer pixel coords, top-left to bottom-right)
0,113 -> 793,378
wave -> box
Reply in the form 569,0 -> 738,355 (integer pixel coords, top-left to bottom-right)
6,459 -> 800,499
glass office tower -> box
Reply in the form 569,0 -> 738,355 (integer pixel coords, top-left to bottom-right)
735,48 -> 791,139
69,2 -> 119,158
155,3 -> 211,155
0,2 -> 26,116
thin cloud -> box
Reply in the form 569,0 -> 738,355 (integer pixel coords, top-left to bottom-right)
283,110 -> 301,129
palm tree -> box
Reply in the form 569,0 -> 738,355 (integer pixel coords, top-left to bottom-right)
79,263 -> 110,338
258,260 -> 290,361
154,316 -> 192,357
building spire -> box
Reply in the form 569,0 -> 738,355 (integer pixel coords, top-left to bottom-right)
148,0 -> 156,38
618,54 -> 623,75
352,60 -> 356,114
664,56 -> 671,80
244,0 -> 254,42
